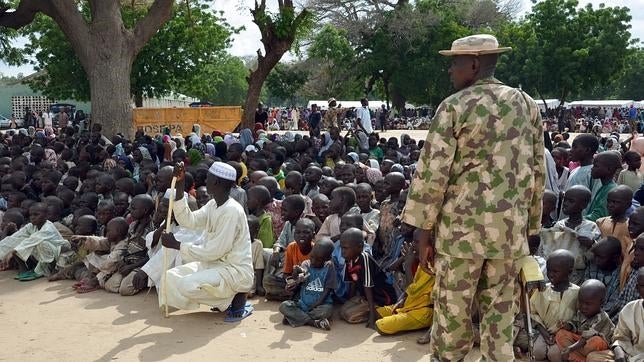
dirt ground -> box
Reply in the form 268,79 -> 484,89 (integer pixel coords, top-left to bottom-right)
1,271 -> 456,362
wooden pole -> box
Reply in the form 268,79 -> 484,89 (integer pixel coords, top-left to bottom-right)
162,176 -> 177,318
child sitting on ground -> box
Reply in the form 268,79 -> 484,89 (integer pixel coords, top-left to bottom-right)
303,166 -> 322,199
584,237 -> 622,318
264,218 -> 316,301
103,194 -> 155,296
607,235 -> 644,324
587,267 -> 644,361
595,185 -> 634,288
376,172 -> 406,258
530,249 -> 580,361
247,185 -> 274,248
316,186 -> 374,244
586,151 -> 621,222
0,209 -> 25,270
339,227 -> 396,329
356,183 -> 380,233
0,203 -> 69,281
279,238 -> 336,331
554,279 -> 615,361
375,228 -> 434,336
49,218 -> 129,293
617,151 -> 643,191
247,215 -> 266,297
549,185 -> 601,284
311,194 -> 330,231
543,190 -> 558,228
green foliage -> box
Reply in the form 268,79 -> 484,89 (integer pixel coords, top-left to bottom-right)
202,55 -> 248,105
23,1 -> 237,104
265,63 -> 308,105
496,0 -> 633,104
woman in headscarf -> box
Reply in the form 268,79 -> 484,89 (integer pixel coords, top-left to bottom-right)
240,128 -> 254,149
189,132 -> 201,147
132,146 -> 152,181
44,147 -> 58,165
366,167 -> 383,185
27,126 -> 36,137
223,133 -> 237,146
192,124 -> 201,137
103,158 -> 117,172
175,135 -> 186,151
206,142 -> 216,158
215,141 -> 228,160
44,126 -> 56,140
318,132 -> 333,157
187,148 -> 204,166
117,155 -> 134,174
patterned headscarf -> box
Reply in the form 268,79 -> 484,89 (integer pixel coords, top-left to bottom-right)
206,143 -> 216,158
138,146 -> 152,160
240,129 -> 254,148
366,168 -> 383,184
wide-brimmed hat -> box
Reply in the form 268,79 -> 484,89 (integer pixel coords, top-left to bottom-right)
439,34 -> 511,56
328,97 -> 337,104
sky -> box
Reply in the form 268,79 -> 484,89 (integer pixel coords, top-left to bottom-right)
0,0 -> 642,77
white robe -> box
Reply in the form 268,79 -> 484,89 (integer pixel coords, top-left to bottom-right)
0,220 -> 70,276
141,223 -> 205,288
161,197 -> 253,311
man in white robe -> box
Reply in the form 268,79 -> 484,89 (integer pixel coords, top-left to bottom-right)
160,162 -> 254,320
133,190 -> 206,290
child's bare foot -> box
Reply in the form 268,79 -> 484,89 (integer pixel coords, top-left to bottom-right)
48,271 -> 66,282
313,319 -> 331,331
76,278 -> 99,293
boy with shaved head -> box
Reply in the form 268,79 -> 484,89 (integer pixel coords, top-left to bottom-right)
586,151 -> 623,222
554,279 -> 615,361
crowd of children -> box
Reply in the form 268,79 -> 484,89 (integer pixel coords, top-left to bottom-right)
1,121 -> 643,360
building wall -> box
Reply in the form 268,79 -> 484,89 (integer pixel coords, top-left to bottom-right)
0,83 -> 92,118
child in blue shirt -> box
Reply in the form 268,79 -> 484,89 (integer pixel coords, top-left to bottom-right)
332,213 -> 372,301
279,238 -> 336,330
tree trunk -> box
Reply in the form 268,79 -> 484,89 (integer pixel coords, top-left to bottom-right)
243,74 -> 264,128
88,55 -> 135,138
242,50 -> 288,129
134,90 -> 144,108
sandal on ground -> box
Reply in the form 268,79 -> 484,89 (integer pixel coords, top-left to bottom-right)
314,318 -> 331,331
14,271 -> 30,280
18,271 -> 43,282
224,303 -> 253,323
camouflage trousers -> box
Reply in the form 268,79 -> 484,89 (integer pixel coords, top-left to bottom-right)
429,254 -> 519,361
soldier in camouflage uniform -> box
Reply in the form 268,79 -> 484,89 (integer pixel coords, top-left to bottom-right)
322,98 -> 347,130
401,34 -> 545,361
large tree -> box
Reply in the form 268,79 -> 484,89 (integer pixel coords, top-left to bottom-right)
24,3 -> 235,107
0,0 -> 175,137
241,0 -> 313,128
496,0 -> 633,108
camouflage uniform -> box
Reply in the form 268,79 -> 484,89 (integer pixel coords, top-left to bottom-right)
322,107 -> 346,130
401,76 -> 545,361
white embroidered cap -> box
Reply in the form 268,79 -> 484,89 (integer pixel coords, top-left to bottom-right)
208,161 -> 237,181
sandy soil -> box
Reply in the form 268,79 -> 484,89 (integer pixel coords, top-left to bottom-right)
0,271 -> 456,362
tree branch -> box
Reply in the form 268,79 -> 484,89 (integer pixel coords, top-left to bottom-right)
132,0 -> 174,54
0,0 -> 54,29
47,0 -> 92,66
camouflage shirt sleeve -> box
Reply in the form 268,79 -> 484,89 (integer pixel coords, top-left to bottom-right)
401,100 -> 457,230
